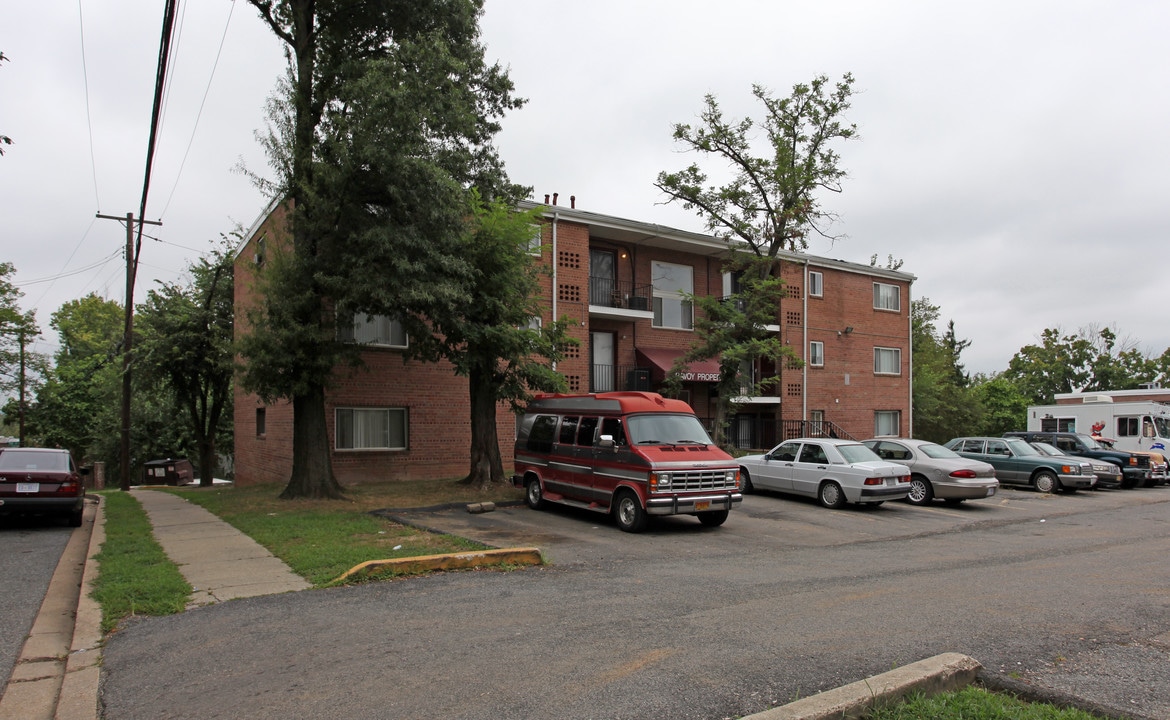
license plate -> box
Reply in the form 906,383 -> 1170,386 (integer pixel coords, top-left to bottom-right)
16,483 -> 39,493
694,501 -> 710,511
986,487 -> 996,497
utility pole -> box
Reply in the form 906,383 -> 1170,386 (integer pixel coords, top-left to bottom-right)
97,212 -> 162,491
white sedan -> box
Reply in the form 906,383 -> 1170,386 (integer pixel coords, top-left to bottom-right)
739,438 -> 912,508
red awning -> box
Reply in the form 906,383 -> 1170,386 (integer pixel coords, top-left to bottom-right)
635,347 -> 722,383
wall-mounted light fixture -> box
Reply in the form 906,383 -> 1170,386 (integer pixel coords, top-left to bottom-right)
837,326 -> 854,337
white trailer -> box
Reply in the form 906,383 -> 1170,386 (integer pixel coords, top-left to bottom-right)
1027,395 -> 1170,453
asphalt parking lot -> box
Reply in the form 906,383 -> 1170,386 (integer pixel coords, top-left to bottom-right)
101,484 -> 1170,720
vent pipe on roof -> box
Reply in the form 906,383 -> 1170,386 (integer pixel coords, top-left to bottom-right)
543,194 -> 549,204
553,193 -> 559,205
571,195 -> 576,209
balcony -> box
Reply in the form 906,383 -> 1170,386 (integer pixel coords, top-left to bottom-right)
589,277 -> 653,320
591,364 -> 654,393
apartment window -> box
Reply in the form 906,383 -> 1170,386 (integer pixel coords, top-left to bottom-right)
339,314 -> 407,348
808,271 -> 823,298
520,316 -> 542,332
527,224 -> 543,255
874,347 -> 901,375
809,341 -> 824,367
651,261 -> 693,329
874,411 -> 901,437
255,408 -> 266,437
873,282 -> 900,311
335,408 -> 407,450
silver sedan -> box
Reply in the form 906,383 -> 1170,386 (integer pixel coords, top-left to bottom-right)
862,438 -> 999,505
739,438 -> 911,508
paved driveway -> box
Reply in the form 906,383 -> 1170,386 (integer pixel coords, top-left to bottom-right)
100,487 -> 1170,720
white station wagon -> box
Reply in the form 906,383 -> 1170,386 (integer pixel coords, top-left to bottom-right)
739,438 -> 912,508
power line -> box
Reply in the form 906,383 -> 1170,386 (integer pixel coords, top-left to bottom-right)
75,0 -> 101,211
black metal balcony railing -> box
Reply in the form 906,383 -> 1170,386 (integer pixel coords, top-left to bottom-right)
591,364 -> 653,393
779,420 -> 856,442
589,276 -> 652,311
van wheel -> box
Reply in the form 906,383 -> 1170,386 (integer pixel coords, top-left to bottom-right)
613,491 -> 648,533
524,477 -> 545,510
819,481 -> 847,509
697,509 -> 729,527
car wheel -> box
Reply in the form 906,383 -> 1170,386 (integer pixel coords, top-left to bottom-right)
819,481 -> 847,509
740,468 -> 754,494
524,477 -> 545,510
697,509 -> 729,527
907,476 -> 933,505
68,507 -> 83,528
1033,470 -> 1058,494
613,490 -> 647,533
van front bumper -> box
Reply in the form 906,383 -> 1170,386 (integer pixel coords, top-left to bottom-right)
646,492 -> 742,515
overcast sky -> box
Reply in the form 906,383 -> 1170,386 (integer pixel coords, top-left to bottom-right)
3,1 -> 1168,374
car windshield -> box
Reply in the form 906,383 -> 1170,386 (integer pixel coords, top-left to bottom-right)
0,450 -> 68,471
626,414 -> 714,445
1006,438 -> 1040,456
917,443 -> 961,459
837,443 -> 882,464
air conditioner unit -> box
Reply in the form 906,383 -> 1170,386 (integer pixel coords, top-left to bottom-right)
626,368 -> 651,391
1081,395 -> 1114,404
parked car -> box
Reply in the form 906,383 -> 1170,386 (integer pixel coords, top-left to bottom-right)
862,438 -> 998,505
945,437 -> 1094,493
1027,442 -> 1099,488
1002,431 -> 1150,488
1092,436 -> 1167,486
1029,442 -> 1119,488
0,447 -> 85,526
739,438 -> 911,508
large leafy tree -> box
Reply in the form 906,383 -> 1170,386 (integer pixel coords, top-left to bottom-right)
32,295 -> 123,464
911,298 -> 981,443
0,263 -> 41,441
137,240 -> 235,486
240,0 -> 523,499
655,74 -> 856,433
413,195 -> 571,488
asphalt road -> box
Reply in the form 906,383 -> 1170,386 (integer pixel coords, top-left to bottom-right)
0,516 -> 73,686
99,486 -> 1170,720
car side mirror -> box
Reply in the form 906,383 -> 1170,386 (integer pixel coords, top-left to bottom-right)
599,434 -> 615,449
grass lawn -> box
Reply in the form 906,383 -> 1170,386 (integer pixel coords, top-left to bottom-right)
870,686 -> 1105,719
170,479 -> 526,585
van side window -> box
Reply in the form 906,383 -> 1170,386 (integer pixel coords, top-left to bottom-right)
528,415 -> 558,453
577,417 -> 599,446
559,416 -> 579,444
600,417 -> 626,446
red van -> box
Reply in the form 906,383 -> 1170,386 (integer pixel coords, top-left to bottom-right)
512,392 -> 742,532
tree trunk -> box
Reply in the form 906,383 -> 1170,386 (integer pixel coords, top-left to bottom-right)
281,385 -> 345,499
463,368 -> 504,489
198,436 -> 216,487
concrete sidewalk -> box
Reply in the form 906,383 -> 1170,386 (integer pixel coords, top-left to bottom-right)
129,488 -> 311,607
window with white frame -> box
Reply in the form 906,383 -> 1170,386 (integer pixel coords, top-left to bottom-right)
335,408 -> 407,450
874,410 -> 901,437
527,224 -> 543,255
339,314 -> 408,348
873,282 -> 900,311
808,271 -> 823,298
519,316 -> 542,332
874,347 -> 901,375
651,261 -> 693,329
809,341 -> 824,367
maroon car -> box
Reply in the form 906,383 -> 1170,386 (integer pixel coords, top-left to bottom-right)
0,448 -> 85,526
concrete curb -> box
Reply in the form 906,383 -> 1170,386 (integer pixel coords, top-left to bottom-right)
334,547 -> 544,583
0,495 -> 102,720
743,652 -> 982,720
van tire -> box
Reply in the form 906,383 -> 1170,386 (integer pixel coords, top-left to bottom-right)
613,491 -> 648,533
524,477 -> 545,510
697,509 -> 729,527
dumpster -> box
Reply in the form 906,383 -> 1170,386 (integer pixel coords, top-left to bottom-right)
142,458 -> 194,486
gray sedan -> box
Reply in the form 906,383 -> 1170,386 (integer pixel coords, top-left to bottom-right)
862,438 -> 999,505
739,438 -> 911,508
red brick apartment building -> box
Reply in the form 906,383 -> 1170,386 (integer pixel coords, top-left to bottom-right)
232,198 -> 915,487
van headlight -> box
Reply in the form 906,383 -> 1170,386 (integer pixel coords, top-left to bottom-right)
652,472 -> 671,491
725,470 -> 737,485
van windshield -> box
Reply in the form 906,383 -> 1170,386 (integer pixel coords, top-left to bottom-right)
626,414 -> 714,446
